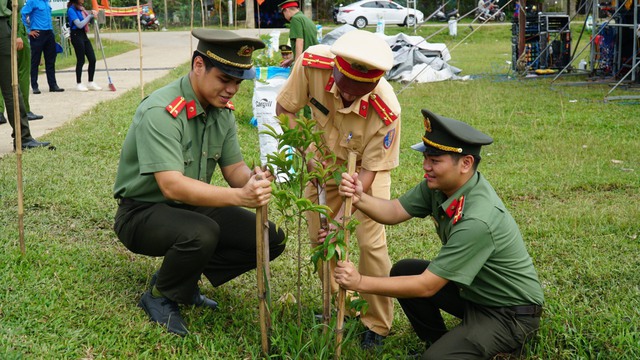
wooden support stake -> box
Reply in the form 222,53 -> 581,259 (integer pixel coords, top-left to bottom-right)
317,183 -> 331,332
256,175 -> 271,355
10,0 -> 25,255
335,152 -> 357,359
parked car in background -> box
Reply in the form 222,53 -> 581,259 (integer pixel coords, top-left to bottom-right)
335,0 -> 425,29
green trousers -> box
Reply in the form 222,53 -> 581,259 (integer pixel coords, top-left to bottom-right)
0,18 -> 32,141
0,22 -> 30,114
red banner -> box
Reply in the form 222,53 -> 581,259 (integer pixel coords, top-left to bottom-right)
90,0 -> 152,17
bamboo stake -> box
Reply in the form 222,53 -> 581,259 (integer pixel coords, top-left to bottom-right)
201,0 -> 205,28
190,0 -> 194,55
10,0 -> 25,255
255,174 -> 271,355
317,182 -> 331,332
136,0 -> 144,98
335,152 -> 357,358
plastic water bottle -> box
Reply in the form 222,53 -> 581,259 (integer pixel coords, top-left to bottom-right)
376,16 -> 385,34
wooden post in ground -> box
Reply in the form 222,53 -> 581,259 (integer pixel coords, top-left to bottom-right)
256,174 -> 271,355
317,183 -> 331,332
11,0 -> 25,255
335,152 -> 357,358
136,0 -> 144,98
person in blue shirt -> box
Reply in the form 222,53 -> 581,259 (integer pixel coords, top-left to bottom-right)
67,0 -> 100,91
21,0 -> 64,93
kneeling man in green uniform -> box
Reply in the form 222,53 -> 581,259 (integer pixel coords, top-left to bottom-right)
113,29 -> 286,336
333,109 -> 544,359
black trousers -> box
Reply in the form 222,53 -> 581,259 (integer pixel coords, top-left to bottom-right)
114,200 -> 286,304
0,18 -> 32,141
70,29 -> 96,83
390,259 -> 541,360
29,29 -> 58,90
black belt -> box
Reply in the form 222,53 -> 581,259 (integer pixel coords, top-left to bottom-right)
116,197 -> 137,205
509,304 -> 543,317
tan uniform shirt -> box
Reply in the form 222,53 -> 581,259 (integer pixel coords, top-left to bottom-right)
277,44 -> 401,173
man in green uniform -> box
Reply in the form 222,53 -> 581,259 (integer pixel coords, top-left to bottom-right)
278,0 -> 318,67
0,0 -> 43,125
113,29 -> 286,336
333,109 -> 544,359
0,0 -> 50,149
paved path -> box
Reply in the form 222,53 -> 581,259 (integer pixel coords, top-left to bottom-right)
0,29 -> 280,156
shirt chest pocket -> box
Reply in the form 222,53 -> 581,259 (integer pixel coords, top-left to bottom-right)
339,124 -> 363,152
182,141 -> 193,170
205,144 -> 223,181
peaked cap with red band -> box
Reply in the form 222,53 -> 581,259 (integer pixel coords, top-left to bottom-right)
330,30 -> 392,83
278,0 -> 299,11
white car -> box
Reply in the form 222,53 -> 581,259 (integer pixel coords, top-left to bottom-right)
335,0 -> 424,29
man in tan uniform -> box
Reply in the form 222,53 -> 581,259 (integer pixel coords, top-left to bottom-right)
276,29 -> 401,349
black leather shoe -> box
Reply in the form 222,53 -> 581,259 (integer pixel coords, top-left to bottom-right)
361,329 -> 386,349
19,139 -> 51,150
27,112 -> 44,121
0,114 -> 6,124
32,88 -> 41,94
50,86 -> 65,92
149,272 -> 218,310
138,291 -> 188,336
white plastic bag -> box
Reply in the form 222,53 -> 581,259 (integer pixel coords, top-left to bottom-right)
252,67 -> 292,182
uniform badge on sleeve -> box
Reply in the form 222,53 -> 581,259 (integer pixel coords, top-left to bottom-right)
166,96 -> 186,118
383,128 -> 395,149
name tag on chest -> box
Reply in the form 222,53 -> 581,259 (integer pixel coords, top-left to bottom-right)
310,97 -> 329,116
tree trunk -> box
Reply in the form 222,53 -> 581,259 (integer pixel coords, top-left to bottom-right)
246,0 -> 255,28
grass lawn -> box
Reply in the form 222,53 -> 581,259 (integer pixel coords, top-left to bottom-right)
1,24 -> 639,359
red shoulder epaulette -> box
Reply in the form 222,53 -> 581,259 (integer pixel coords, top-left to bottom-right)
369,94 -> 398,126
225,101 -> 235,111
452,195 -> 465,225
166,96 -> 186,118
302,52 -> 335,70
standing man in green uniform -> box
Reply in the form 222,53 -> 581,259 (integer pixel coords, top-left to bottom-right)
278,0 -> 318,67
0,0 -> 43,125
0,0 -> 50,149
333,109 -> 544,359
113,29 -> 286,336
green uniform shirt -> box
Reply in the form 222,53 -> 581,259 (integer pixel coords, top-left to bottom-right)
288,11 -> 318,59
398,172 -> 544,307
113,75 -> 243,203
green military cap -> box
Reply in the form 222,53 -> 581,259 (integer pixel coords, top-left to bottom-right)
411,109 -> 493,157
279,44 -> 292,54
192,28 -> 265,80
278,0 -> 299,11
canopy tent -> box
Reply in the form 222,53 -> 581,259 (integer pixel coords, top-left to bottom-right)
321,25 -> 467,83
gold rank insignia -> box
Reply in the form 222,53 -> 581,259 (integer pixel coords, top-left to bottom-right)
166,96 -> 186,118
452,195 -> 465,225
186,100 -> 197,119
370,94 -> 398,126
302,52 -> 335,70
